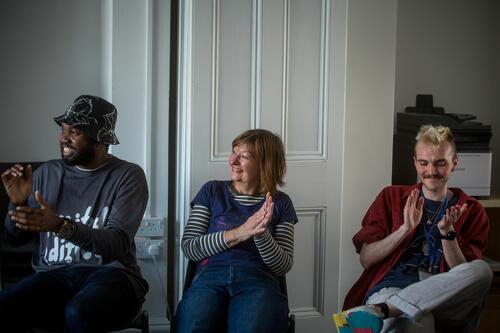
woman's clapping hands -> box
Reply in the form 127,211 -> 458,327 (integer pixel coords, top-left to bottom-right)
224,193 -> 274,247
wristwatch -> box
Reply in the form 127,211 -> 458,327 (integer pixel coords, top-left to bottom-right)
439,230 -> 457,241
56,218 -> 76,239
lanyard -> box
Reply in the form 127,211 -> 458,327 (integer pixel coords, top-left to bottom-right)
420,189 -> 448,268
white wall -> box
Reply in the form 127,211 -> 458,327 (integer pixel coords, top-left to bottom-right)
395,0 -> 500,196
0,1 -> 170,330
338,0 -> 398,306
0,0 -> 102,161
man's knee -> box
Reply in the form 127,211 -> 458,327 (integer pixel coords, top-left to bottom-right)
464,259 -> 493,289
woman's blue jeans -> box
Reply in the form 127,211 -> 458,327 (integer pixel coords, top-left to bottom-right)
0,266 -> 142,333
174,265 -> 289,333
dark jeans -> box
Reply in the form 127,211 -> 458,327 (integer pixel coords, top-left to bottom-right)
174,265 -> 289,333
0,266 -> 142,333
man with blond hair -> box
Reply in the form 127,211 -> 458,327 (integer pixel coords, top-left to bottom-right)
334,125 -> 492,333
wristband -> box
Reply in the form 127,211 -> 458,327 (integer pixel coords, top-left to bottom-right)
55,218 -> 76,239
439,230 -> 456,241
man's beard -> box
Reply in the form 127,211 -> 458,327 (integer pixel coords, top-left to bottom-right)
61,142 -> 96,166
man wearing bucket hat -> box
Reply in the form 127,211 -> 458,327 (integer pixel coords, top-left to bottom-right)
0,95 -> 149,333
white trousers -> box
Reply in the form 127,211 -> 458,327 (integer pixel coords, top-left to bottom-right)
366,259 -> 493,333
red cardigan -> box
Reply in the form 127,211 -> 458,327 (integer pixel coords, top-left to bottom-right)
342,184 -> 490,310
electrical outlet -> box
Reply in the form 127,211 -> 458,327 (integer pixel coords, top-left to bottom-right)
136,238 -> 164,259
137,217 -> 165,237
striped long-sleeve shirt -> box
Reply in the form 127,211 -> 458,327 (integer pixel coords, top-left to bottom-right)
181,184 -> 297,276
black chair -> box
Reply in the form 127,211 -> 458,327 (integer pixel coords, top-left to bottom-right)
1,162 -> 149,333
180,260 -> 295,333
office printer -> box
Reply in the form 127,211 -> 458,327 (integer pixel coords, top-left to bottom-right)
392,94 -> 493,197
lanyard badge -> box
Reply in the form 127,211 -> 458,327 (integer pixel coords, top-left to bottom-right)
419,189 -> 448,271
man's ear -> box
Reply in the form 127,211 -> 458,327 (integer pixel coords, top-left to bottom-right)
451,156 -> 458,172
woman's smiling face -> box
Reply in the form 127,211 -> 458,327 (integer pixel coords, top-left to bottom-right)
229,144 -> 260,189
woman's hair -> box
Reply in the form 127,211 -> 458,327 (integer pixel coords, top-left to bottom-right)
232,129 -> 286,195
415,124 -> 457,158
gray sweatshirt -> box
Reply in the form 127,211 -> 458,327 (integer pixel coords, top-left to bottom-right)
4,156 -> 149,300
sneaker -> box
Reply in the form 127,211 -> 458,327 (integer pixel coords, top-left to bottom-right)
333,305 -> 383,333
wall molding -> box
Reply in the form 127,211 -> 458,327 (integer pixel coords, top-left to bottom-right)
144,0 -> 154,215
210,0 -> 263,162
285,0 -> 331,161
177,0 -> 194,300
251,0 -> 263,129
281,0 -> 290,148
291,207 -> 326,318
207,0 -> 331,163
210,0 -> 222,161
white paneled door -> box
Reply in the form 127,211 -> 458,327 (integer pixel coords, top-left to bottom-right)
177,0 -> 347,331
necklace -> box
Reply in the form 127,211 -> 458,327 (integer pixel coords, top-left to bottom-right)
421,190 -> 449,225
75,155 -> 113,172
424,202 -> 445,225
419,189 -> 449,271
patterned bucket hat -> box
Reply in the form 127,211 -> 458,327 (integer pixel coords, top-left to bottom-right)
54,95 -> 119,145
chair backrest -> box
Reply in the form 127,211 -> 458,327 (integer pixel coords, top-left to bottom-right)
182,260 -> 198,292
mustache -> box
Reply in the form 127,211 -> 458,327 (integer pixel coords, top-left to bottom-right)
423,174 -> 443,179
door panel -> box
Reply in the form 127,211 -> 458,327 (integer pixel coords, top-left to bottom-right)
178,0 -> 345,331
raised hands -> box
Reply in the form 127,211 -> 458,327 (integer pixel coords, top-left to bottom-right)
1,164 -> 33,205
402,188 -> 424,232
225,193 -> 274,247
438,203 -> 467,234
8,191 -> 61,233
